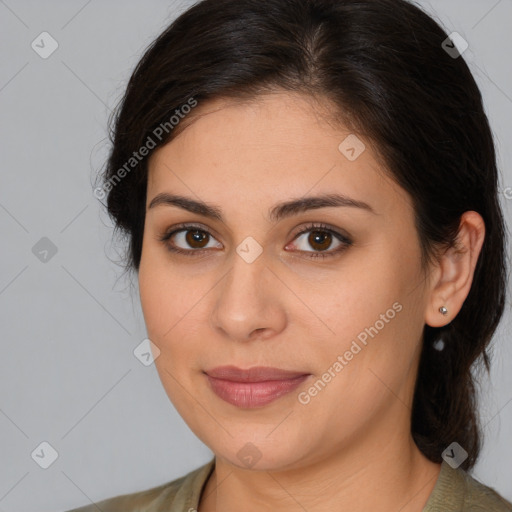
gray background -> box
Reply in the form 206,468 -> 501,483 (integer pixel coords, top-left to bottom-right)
0,1 -> 510,510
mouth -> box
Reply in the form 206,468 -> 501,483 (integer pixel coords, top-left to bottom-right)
204,366 -> 311,408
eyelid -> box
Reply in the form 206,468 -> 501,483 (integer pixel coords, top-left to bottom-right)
289,222 -> 351,244
163,221 -> 221,239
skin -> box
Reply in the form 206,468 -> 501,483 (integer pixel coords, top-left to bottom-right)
138,91 -> 485,512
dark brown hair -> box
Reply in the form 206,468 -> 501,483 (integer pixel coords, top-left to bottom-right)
96,0 -> 508,470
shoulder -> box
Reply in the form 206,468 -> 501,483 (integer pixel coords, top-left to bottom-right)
63,458 -> 215,512
63,478 -> 184,512
425,461 -> 512,512
458,469 -> 512,511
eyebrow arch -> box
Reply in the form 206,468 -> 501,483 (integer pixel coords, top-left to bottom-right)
147,192 -> 377,222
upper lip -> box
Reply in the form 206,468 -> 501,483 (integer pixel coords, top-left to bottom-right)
205,365 -> 309,382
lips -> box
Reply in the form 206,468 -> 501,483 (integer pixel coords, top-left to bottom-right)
205,365 -> 308,382
204,366 -> 310,408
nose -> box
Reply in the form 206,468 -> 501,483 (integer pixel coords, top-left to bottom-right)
209,251 -> 287,343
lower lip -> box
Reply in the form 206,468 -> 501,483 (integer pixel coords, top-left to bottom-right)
205,374 -> 310,408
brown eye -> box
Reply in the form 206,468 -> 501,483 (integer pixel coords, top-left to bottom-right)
158,224 -> 223,256
185,229 -> 210,249
307,230 -> 333,252
289,223 -> 352,259
159,222 -> 352,260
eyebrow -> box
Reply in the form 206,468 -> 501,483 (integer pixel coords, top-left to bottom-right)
147,192 -> 377,222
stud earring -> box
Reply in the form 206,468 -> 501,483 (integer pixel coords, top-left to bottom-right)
439,306 -> 448,316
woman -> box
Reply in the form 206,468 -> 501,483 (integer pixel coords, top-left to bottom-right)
68,0 -> 511,510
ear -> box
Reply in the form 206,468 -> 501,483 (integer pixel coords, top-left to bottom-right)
425,211 -> 486,327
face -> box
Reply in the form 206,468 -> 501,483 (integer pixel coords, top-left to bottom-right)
138,91 -> 432,471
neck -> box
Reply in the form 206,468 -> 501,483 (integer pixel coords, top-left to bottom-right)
198,416 -> 441,512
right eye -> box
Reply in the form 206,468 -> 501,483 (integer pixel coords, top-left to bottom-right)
158,224 -> 222,256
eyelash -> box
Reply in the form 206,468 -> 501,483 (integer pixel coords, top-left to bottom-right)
157,222 -> 353,260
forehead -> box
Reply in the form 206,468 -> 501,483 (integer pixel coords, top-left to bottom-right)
146,92 -> 412,220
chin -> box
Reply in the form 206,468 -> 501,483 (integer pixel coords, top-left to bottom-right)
210,433 -> 314,472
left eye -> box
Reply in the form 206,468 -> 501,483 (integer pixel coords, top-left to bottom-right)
285,223 -> 352,259
289,228 -> 348,254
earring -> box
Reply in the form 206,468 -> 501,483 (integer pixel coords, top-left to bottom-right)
439,306 -> 448,316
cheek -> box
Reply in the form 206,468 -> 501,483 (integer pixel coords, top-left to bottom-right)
138,242 -> 189,339
299,299 -> 420,439
138,247 -> 209,374
303,259 -> 394,345
307,243 -> 424,380
138,259 -> 200,412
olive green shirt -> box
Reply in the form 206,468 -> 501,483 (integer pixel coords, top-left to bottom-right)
65,458 -> 512,511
